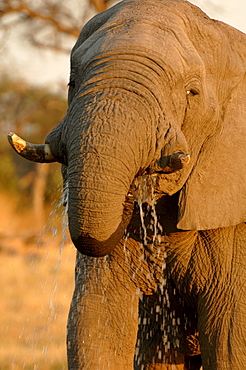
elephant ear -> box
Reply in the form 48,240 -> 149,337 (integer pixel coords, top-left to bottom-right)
178,75 -> 246,230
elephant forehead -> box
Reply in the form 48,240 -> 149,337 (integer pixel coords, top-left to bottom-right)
72,7 -> 203,78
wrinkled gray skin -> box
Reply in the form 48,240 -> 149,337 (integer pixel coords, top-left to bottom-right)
31,0 -> 246,369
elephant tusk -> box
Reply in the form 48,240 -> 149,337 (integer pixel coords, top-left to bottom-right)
7,132 -> 58,163
155,151 -> 190,173
168,151 -> 190,171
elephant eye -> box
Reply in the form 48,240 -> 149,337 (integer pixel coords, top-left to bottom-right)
186,89 -> 198,96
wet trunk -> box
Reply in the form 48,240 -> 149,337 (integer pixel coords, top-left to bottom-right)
67,249 -> 140,369
33,163 -> 48,230
66,89 -> 156,256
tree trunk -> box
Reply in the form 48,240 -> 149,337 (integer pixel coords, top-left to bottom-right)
90,0 -> 109,13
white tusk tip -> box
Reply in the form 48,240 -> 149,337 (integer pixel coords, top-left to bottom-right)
8,132 -> 27,153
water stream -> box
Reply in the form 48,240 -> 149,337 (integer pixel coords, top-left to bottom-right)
131,174 -> 182,367
16,181 -> 72,369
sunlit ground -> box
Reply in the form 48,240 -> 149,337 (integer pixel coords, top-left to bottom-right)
0,194 -> 75,370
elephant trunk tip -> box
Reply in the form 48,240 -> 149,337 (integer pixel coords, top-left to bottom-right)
69,195 -> 134,257
155,150 -> 190,174
72,234 -> 116,257
169,151 -> 190,170
71,220 -> 128,257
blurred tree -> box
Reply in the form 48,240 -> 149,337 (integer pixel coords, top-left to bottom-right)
0,0 -> 119,53
0,77 -> 67,229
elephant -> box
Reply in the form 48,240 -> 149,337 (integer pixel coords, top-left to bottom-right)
8,0 -> 246,369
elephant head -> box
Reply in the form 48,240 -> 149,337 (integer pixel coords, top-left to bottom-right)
8,0 -> 246,257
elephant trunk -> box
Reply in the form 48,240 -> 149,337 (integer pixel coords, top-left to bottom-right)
68,161 -> 134,257
65,94 -> 155,257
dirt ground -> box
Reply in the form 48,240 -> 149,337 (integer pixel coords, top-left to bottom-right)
0,193 -> 76,370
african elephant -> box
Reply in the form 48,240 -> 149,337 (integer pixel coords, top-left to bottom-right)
8,0 -> 246,369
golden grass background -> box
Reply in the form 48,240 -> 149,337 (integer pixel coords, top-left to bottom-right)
0,194 -> 76,369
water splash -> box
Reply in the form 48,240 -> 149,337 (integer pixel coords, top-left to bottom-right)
133,174 -> 158,245
57,180 -> 69,265
129,174 -> 184,367
48,180 -> 69,325
32,181 -> 70,367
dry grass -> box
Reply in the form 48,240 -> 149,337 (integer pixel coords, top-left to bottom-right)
0,194 -> 76,370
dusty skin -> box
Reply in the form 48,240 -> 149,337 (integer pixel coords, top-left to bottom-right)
8,0 -> 246,369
